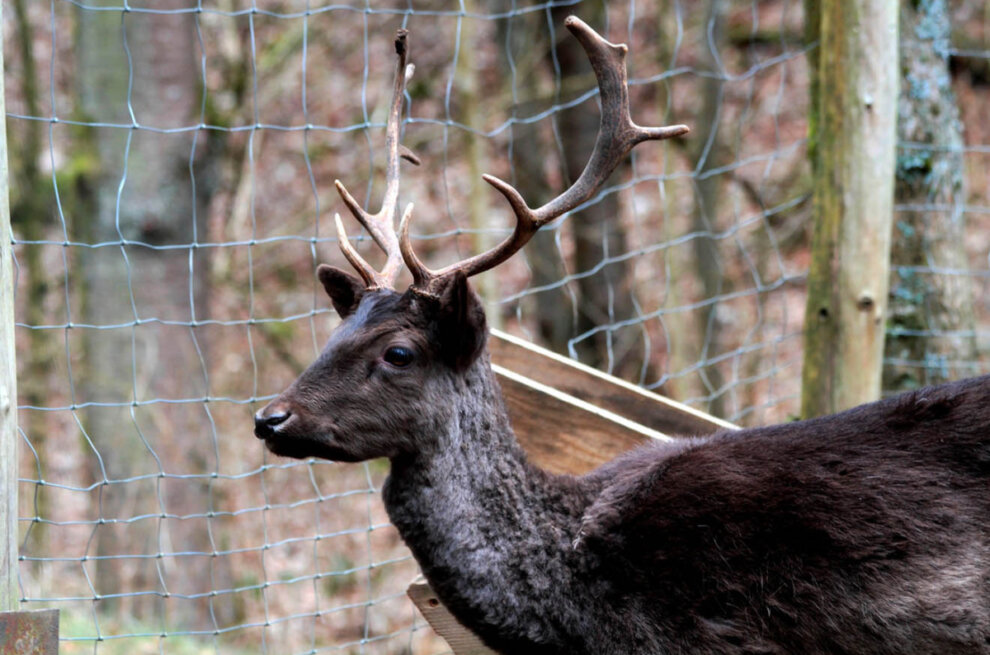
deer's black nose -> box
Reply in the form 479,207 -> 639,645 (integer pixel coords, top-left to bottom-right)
255,409 -> 291,438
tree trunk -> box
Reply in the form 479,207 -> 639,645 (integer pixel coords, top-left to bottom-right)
801,0 -> 899,418
495,7 -> 574,355
9,0 -> 56,554
686,0 -> 730,418
883,0 -> 978,391
550,4 -> 646,380
75,1 -> 224,626
457,1 -> 502,328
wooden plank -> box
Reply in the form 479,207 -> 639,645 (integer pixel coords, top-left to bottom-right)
495,365 -> 670,475
0,610 -> 59,655
490,330 -> 735,438
0,3 -> 20,612
800,0 -> 898,417
408,580 -> 497,655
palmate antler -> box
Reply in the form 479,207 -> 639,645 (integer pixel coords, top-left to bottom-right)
336,16 -> 689,296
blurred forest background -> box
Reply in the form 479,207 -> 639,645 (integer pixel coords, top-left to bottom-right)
4,0 -> 989,653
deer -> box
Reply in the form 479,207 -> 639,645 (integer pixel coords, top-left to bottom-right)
254,17 -> 990,655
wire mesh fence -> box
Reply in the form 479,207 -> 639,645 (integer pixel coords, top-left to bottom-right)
3,0 -> 988,653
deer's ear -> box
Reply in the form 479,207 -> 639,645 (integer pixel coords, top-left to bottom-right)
317,265 -> 366,318
435,272 -> 488,371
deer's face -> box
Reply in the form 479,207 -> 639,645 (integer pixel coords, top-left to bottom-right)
252,18 -> 686,463
254,266 -> 486,462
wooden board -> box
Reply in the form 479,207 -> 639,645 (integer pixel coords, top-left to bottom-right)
495,365 -> 670,475
0,610 -> 59,655
0,11 -> 19,611
490,330 -> 735,438
408,580 -> 498,655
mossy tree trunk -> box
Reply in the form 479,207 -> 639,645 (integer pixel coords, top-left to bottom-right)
550,4 -> 646,380
800,0 -> 899,418
9,0 -> 56,553
495,7 -> 574,354
457,1 -> 501,328
883,0 -> 978,391
686,0 -> 730,418
75,1 -> 225,626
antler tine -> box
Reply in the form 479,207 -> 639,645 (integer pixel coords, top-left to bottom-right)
335,28 -> 416,290
400,15 -> 689,296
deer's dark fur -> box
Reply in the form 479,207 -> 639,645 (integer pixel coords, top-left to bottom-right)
257,273 -> 990,654
255,17 -> 989,654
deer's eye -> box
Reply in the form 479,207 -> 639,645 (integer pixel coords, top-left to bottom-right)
383,346 -> 415,367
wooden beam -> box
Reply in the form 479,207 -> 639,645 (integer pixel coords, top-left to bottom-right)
800,0 -> 899,417
490,330 -> 735,437
408,580 -> 497,655
0,610 -> 59,654
495,365 -> 670,476
0,0 -> 21,611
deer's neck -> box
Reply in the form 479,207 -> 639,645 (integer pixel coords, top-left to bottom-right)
383,353 -> 599,650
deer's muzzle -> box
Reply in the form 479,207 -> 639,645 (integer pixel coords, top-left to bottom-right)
254,405 -> 292,439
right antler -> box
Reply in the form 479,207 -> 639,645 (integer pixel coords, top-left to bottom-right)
336,17 -> 689,298
399,16 -> 689,297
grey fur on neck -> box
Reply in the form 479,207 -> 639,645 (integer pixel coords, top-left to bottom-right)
382,352 -> 605,653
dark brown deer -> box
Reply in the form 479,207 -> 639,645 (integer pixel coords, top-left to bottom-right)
254,17 -> 990,655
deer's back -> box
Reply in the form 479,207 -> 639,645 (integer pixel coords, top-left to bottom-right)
579,375 -> 990,654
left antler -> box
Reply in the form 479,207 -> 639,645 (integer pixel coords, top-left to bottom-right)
399,15 -> 689,297
335,28 -> 419,290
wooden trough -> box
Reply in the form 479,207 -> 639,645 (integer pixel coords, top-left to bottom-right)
406,329 -> 736,653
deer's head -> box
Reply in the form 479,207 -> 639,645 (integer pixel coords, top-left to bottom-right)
253,18 -> 688,462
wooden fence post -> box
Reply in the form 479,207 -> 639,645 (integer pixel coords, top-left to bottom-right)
0,15 -> 62,653
0,0 -> 21,612
801,0 -> 900,418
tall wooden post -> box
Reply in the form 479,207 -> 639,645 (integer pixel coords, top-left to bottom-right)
801,0 -> 899,418
0,0 -> 20,611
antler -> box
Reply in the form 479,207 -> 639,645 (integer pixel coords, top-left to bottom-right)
335,28 -> 419,290
400,15 -> 689,296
